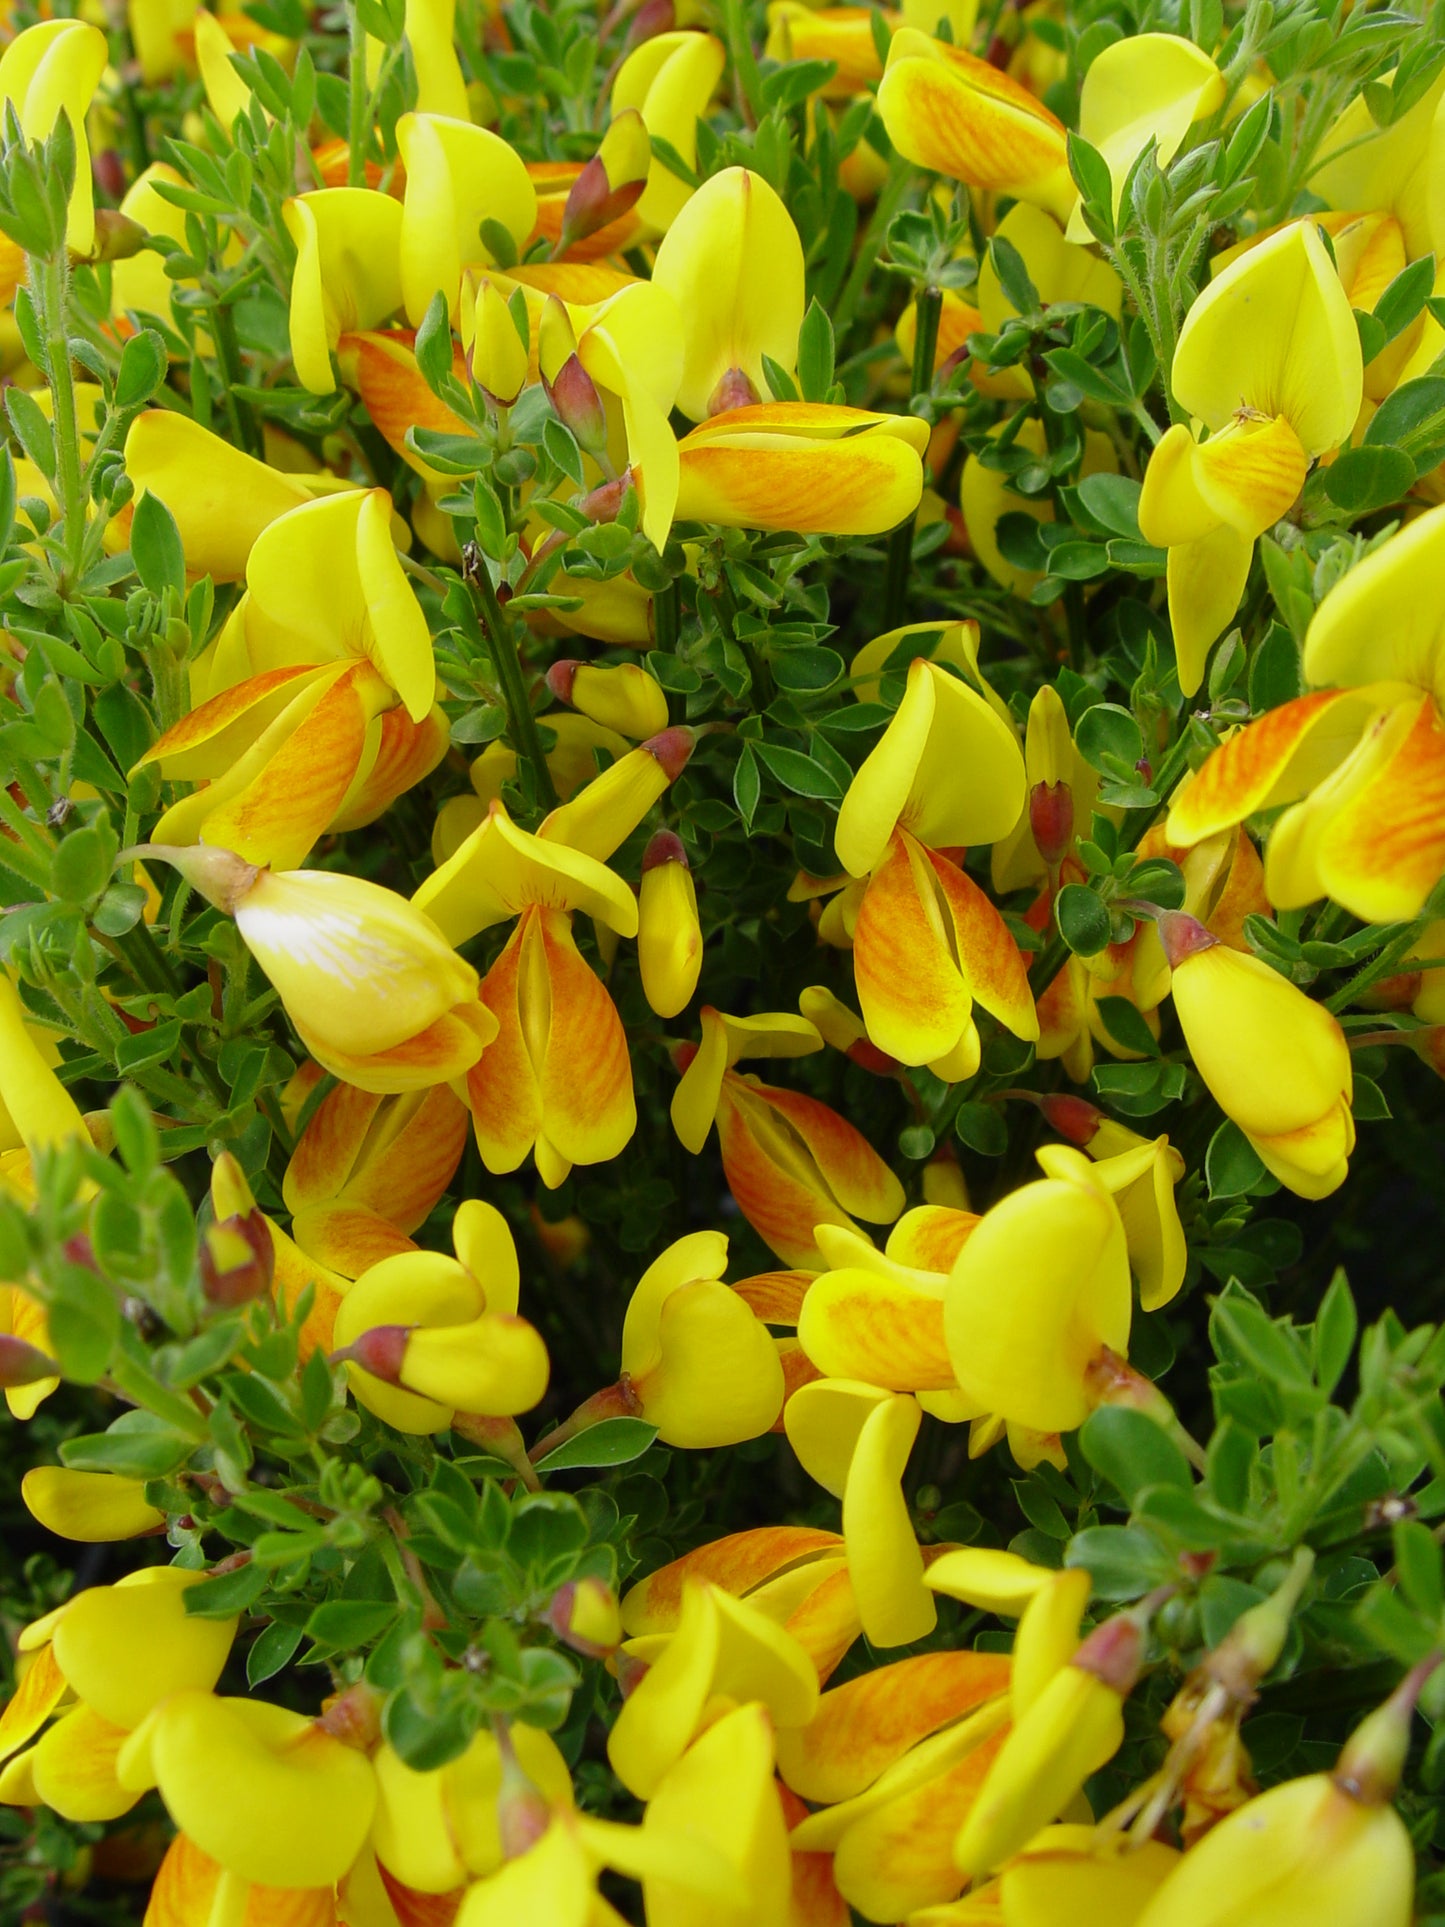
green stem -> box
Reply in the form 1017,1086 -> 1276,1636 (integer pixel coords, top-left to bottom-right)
346,1 -> 368,188
833,162 -> 911,338
464,552 -> 559,814
883,284 -> 942,629
35,251 -> 88,589
0,787 -> 54,890
654,578 -> 680,655
1326,921 -> 1426,1016
208,297 -> 261,458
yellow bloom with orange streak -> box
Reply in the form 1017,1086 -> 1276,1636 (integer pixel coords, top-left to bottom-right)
834,658 -> 1034,1077
284,188 -> 405,394
143,845 -> 495,1095
944,1145 -> 1131,1434
395,112 -> 536,326
280,1070 -> 468,1278
878,31 -> 1073,219
611,1230 -> 786,1447
415,731 -> 691,1185
134,487 -> 445,871
432,714 -> 637,860
1138,220 -> 1363,696
203,1142 -> 349,1362
607,1576 -> 819,1798
675,402 -> 928,536
331,1200 -> 549,1432
0,1570 -> 237,1825
0,22 -> 108,253
621,1525 -> 861,1684
609,30 -> 727,234
114,1690 -> 376,1892
1166,501 -> 1445,924
144,1830 -> 342,1926
651,166 -> 806,418
784,1654 -> 1013,1921
785,1380 -> 936,1648
670,1007 -> 906,1267
1157,911 -> 1355,1199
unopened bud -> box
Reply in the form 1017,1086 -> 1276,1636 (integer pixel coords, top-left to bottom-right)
1030,778 -> 1073,867
1412,1027 -> 1445,1081
1072,1610 -> 1146,1696
1039,1092 -> 1104,1146
495,1722 -> 553,1858
317,1682 -> 385,1752
0,1335 -> 59,1388
556,109 -> 650,255
1209,1546 -> 1314,1698
708,366 -> 761,415
335,1324 -> 411,1384
639,831 -> 702,1020
470,278 -> 530,406
200,1213 -> 274,1309
549,659 -> 670,740
623,0 -> 674,47
547,1576 -> 622,1657
548,354 -> 609,455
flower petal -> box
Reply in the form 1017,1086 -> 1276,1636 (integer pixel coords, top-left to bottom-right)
1165,690 -> 1374,847
842,1393 -> 936,1648
536,907 -> 636,1175
852,832 -> 973,1067
1165,523 -> 1256,698
798,1270 -> 953,1391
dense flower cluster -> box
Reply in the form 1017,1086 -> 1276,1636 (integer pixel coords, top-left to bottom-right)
3,0 -> 1445,1921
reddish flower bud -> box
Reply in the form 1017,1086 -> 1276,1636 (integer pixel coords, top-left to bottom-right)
708,366 -> 761,415
1156,909 -> 1220,969
1029,778 -> 1073,866
199,1211 -> 275,1309
546,1576 -> 622,1657
1038,1092 -> 1104,1145
0,1334 -> 59,1388
643,726 -> 695,784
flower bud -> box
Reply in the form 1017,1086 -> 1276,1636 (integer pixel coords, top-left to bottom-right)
546,1577 -> 622,1657
496,1725 -> 554,1860
539,297 -> 608,454
200,1152 -> 274,1309
556,108 -> 651,255
1030,777 -> 1074,866
546,659 -> 670,740
86,208 -> 147,262
1038,1092 -> 1106,1145
639,831 -> 703,1019
470,277 -> 529,406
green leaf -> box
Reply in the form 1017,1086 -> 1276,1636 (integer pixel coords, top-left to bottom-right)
50,825 -> 114,903
796,296 -> 835,402
1075,702 -> 1143,776
184,1559 -> 270,1616
61,1410 -> 195,1479
115,329 -> 168,410
1205,1120 -> 1267,1200
1066,131 -> 1114,238
247,1619 -> 304,1686
1056,881 -> 1112,956
305,1600 -> 400,1650
129,489 -> 186,599
1322,444 -> 1415,515
1364,376 -> 1445,470
1248,621 -> 1303,713
954,1101 -> 1007,1156
1373,255 -> 1437,348
1093,995 -> 1160,1057
771,646 -> 844,692
989,234 -> 1039,317
1072,472 -> 1142,539
533,1417 -> 660,1472
414,288 -> 454,396
1393,1518 -> 1444,1616
733,743 -> 761,829
1311,1268 -> 1357,1395
1081,1406 -> 1192,1506
1064,1524 -> 1175,1599
755,740 -> 843,800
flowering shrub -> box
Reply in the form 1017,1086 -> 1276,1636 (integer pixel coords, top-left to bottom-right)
5,0 -> 1445,1920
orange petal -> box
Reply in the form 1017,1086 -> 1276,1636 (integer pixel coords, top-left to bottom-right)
298,1001 -> 494,1097
885,1204 -> 979,1274
877,33 -> 1069,203
467,921 -> 543,1173
343,329 -> 470,479
1315,692 -> 1445,921
377,1864 -> 464,1927
784,1561 -> 863,1685
797,1269 -> 953,1391
716,1085 -> 853,1268
749,1085 -> 906,1225
201,662 -> 390,868
674,424 -> 925,536
137,664 -> 321,775
284,1081 -> 468,1230
853,832 -> 973,1066
289,1204 -> 419,1279
926,845 -> 1038,1042
267,1219 -> 348,1358
621,1527 -> 844,1636
147,1832 -> 340,1926
1191,415 -> 1308,537
1166,690 -> 1375,846
734,1270 -> 813,1325
536,906 -> 636,1174
776,1650 -> 1012,1806
330,703 -> 450,831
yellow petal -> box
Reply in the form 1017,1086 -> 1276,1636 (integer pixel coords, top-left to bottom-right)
842,1393 -> 937,1648
1165,524 -> 1255,699
283,190 -> 405,394
21,1467 -> 163,1542
1074,34 -> 1224,233
396,113 -> 536,325
51,1568 -> 236,1732
1304,499 -> 1445,704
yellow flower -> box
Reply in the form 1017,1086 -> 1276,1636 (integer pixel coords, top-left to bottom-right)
1158,913 -> 1355,1199
1312,65 -> 1445,260
675,402 -> 928,536
1069,34 -> 1224,238
284,188 -> 405,394
19,1468 -> 163,1543
639,830 -> 703,1019
670,1007 -> 905,1266
0,1571 -> 237,1825
1165,502 -> 1445,924
331,1200 -> 549,1433
1138,220 -> 1363,694
609,31 -> 727,234
396,113 -> 536,325
136,485 -> 445,869
1001,1826 -> 1181,1927
651,166 -> 806,418
944,1145 -> 1131,1433
834,658 -> 1034,1075
0,22 -> 108,252
547,659 -> 671,740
